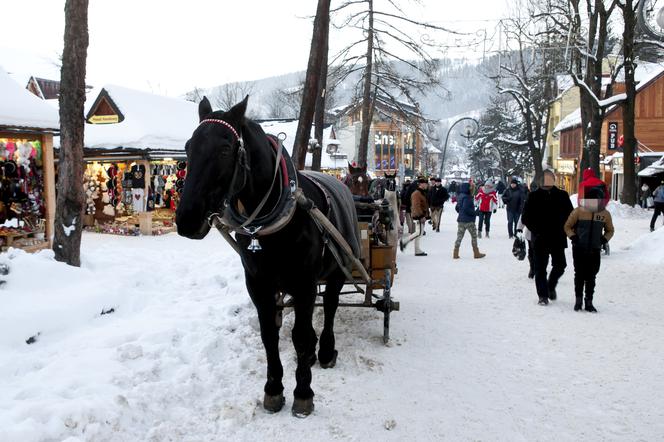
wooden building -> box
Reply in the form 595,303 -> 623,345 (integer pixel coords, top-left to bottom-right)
553,62 -> 664,198
334,96 -> 424,178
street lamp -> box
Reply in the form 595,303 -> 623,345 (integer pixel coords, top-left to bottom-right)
439,117 -> 479,179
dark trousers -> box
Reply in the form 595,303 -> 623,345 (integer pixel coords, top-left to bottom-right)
651,202 -> 664,229
533,241 -> 567,299
572,247 -> 601,297
506,210 -> 520,237
527,239 -> 534,274
477,211 -> 492,233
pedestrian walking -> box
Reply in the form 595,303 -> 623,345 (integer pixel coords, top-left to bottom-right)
474,181 -> 498,238
564,186 -> 614,312
401,178 -> 416,234
400,178 -> 430,256
650,180 -> 664,232
428,178 -> 449,232
502,178 -> 526,238
453,182 -> 486,259
496,180 -> 506,208
516,180 -> 538,279
521,169 -> 574,305
640,182 -> 651,209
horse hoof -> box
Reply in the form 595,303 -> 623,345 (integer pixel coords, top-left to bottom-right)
292,397 -> 314,418
263,393 -> 285,413
319,350 -> 338,369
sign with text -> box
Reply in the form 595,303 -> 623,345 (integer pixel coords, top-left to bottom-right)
557,160 -> 576,175
89,114 -> 119,124
608,122 -> 619,150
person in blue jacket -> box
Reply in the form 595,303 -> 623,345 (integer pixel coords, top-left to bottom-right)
453,182 -> 486,259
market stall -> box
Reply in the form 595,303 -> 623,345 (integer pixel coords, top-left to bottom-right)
0,66 -> 57,253
59,84 -> 197,235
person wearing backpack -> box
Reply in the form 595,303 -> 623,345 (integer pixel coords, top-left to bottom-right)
650,180 -> 664,232
564,186 -> 615,312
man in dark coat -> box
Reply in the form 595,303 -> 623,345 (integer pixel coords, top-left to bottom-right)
502,178 -> 526,238
496,180 -> 507,208
428,178 -> 449,232
521,169 -> 574,305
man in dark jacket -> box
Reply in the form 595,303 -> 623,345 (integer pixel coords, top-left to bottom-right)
502,178 -> 525,238
522,169 -> 574,305
453,182 -> 486,259
428,178 -> 449,232
496,180 -> 507,208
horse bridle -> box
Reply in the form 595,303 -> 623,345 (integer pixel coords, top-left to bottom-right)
197,118 -> 297,249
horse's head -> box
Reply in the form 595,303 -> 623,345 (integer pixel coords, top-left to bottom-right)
383,171 -> 397,192
344,162 -> 370,196
176,96 -> 248,239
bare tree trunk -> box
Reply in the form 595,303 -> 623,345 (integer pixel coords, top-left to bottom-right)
621,0 -> 638,205
53,0 -> 89,266
292,0 -> 330,170
312,10 -> 330,172
357,0 -> 375,168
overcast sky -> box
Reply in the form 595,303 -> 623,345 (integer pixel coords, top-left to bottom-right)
2,0 -> 509,97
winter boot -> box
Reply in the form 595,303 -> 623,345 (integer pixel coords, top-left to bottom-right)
585,295 -> 597,313
453,247 -> 460,259
478,231 -> 482,238
473,246 -> 486,259
485,231 -> 490,238
574,296 -> 583,311
548,287 -> 557,301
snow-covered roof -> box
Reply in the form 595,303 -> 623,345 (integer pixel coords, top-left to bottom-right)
553,108 -> 581,133
0,65 -> 59,131
638,155 -> 664,177
80,84 -> 199,152
259,120 -> 347,169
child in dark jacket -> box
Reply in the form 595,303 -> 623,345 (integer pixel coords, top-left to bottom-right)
453,182 -> 486,259
564,187 -> 615,312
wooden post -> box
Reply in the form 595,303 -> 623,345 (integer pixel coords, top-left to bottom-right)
42,134 -> 56,246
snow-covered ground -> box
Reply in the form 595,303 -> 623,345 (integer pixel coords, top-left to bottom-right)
1,202 -> 664,441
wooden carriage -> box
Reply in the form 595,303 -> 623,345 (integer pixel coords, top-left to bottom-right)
316,199 -> 400,344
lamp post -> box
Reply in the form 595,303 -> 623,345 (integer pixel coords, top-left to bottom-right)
439,117 -> 479,179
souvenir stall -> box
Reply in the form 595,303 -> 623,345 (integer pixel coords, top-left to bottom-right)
70,84 -> 197,235
0,66 -> 57,253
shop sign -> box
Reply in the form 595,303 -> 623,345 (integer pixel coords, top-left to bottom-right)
557,160 -> 576,175
608,122 -> 619,150
89,114 -> 119,124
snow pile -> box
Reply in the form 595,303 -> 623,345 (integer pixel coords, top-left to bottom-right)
606,200 -> 653,219
622,225 -> 664,265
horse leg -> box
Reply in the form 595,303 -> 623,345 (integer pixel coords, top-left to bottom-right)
318,271 -> 343,368
246,277 -> 285,413
291,286 -> 318,417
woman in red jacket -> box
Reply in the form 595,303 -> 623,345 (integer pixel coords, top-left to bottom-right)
474,181 -> 498,238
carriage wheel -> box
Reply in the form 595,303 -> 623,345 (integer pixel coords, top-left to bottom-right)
382,269 -> 392,344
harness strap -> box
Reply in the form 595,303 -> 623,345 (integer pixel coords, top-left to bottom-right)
238,135 -> 286,229
293,189 -> 371,284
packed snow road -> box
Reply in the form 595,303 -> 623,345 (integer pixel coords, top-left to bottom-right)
1,202 -> 663,441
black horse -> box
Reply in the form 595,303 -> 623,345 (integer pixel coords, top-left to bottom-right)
176,96 -> 352,417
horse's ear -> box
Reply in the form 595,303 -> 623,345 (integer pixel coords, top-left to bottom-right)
227,95 -> 249,120
199,96 -> 212,122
